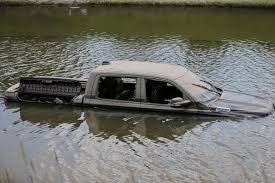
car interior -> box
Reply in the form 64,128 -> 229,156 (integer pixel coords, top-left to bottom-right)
98,76 -> 136,101
97,77 -> 183,104
145,79 -> 183,104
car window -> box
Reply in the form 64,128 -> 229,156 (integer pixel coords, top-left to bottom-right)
97,76 -> 137,101
145,79 -> 183,104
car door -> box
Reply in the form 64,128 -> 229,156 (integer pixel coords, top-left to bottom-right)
139,78 -> 198,113
83,75 -> 141,109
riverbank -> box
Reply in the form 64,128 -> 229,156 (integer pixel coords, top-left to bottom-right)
1,0 -> 275,8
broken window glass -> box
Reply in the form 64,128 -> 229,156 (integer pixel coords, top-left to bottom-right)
97,76 -> 136,101
145,79 -> 183,104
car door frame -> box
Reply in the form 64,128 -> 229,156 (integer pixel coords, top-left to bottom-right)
139,76 -> 199,113
83,73 -> 141,110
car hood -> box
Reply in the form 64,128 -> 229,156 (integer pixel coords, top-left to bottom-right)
209,90 -> 274,116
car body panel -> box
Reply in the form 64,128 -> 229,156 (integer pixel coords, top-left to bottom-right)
209,91 -> 274,116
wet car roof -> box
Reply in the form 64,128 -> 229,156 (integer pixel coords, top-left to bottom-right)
93,60 -> 199,82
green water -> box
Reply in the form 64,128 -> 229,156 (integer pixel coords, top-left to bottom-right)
1,6 -> 275,40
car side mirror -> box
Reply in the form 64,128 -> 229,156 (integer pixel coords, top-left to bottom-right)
170,97 -> 191,108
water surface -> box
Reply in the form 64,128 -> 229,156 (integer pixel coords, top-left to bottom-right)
0,6 -> 275,182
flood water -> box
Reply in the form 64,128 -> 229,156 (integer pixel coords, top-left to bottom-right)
0,6 -> 275,182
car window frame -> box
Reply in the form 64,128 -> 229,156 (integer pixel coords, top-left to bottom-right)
93,74 -> 141,103
140,77 -> 194,105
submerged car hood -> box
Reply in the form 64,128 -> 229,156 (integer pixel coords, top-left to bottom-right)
209,91 -> 274,116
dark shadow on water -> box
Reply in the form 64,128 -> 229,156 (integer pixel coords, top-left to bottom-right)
4,101 -> 224,141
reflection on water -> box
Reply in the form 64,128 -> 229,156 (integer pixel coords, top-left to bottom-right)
1,6 -> 275,40
1,101 -> 219,182
0,6 -> 275,183
4,102 -> 211,141
2,100 -> 275,182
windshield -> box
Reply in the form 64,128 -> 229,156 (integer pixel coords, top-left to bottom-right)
175,73 -> 222,103
195,89 -> 220,103
192,80 -> 222,103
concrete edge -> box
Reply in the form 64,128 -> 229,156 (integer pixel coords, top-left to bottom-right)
1,0 -> 275,8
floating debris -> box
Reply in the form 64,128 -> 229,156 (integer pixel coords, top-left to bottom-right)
77,112 -> 85,121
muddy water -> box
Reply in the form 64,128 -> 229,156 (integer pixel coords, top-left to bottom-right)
0,6 -> 275,182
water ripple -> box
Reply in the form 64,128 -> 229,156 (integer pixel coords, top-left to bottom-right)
1,7 -> 275,182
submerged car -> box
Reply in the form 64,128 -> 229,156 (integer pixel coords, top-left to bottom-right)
5,60 -> 274,118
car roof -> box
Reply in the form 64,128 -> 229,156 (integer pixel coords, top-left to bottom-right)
90,60 -> 213,101
93,60 -> 200,82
